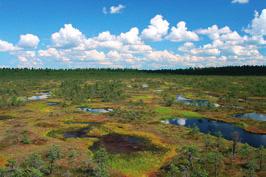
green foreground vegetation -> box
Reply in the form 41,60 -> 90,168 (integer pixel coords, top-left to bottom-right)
0,68 -> 266,177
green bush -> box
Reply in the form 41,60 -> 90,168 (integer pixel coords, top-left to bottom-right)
109,108 -> 152,122
0,88 -> 25,108
87,80 -> 126,102
93,148 -> 110,177
47,145 -> 61,174
21,133 -> 31,144
55,80 -> 87,104
162,93 -> 175,107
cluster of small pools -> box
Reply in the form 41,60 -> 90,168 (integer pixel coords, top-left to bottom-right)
27,91 -> 266,148
28,93 -> 113,113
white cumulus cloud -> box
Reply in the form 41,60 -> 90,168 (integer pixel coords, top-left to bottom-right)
0,40 -> 18,52
197,25 -> 231,40
18,34 -> 40,48
141,15 -> 169,41
51,24 -> 85,48
119,27 -> 141,44
166,21 -> 199,42
245,9 -> 266,36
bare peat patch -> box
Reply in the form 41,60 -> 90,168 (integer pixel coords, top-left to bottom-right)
91,133 -> 162,154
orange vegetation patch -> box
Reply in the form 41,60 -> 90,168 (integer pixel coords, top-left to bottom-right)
0,156 -> 6,167
246,126 -> 266,134
110,170 -> 129,177
35,122 -> 60,128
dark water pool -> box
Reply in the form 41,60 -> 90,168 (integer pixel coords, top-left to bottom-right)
63,127 -> 91,138
47,102 -> 59,106
162,118 -> 266,148
234,113 -> 266,121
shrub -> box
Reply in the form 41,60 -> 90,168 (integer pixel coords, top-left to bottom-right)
22,153 -> 45,170
162,93 -> 175,107
21,133 -> 31,144
47,145 -> 61,174
93,148 -> 110,177
87,80 -> 126,102
0,88 -> 25,108
56,80 -> 87,104
109,109 -> 152,122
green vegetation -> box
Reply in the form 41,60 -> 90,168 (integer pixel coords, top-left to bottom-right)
0,88 -> 25,108
109,108 -> 154,122
21,132 -> 31,144
55,80 -> 87,104
93,148 -> 110,177
55,80 -> 126,104
162,93 -> 175,107
0,146 -> 60,177
88,80 -> 126,102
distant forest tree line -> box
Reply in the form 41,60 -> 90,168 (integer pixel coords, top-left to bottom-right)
0,65 -> 265,77
147,65 -> 266,76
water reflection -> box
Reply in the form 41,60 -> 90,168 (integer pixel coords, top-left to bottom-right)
163,117 -> 266,148
177,118 -> 186,126
234,113 -> 266,121
176,94 -> 219,107
28,92 -> 50,101
78,107 -> 113,113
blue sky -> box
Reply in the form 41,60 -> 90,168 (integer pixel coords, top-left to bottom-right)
0,0 -> 265,69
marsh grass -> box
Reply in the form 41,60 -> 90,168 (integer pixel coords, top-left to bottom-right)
107,152 -> 163,177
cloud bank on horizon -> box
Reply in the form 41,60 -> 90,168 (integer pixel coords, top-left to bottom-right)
0,1 -> 265,69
